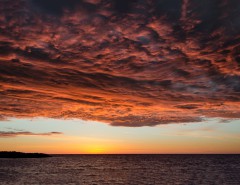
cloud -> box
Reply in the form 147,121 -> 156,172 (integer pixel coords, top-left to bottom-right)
0,131 -> 63,138
0,0 -> 239,126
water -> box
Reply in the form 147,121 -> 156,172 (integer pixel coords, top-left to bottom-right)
0,155 -> 240,185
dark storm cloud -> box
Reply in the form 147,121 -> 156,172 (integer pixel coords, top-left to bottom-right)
30,0 -> 79,15
0,0 -> 239,126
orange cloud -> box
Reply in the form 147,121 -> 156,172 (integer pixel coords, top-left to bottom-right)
0,0 -> 239,126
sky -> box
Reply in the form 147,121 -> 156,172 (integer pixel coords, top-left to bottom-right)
1,118 -> 240,154
0,0 -> 240,154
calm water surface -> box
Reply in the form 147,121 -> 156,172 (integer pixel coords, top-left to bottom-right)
1,155 -> 240,185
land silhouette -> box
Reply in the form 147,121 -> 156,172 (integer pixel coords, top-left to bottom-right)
0,151 -> 51,158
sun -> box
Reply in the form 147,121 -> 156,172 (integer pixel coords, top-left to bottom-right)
84,145 -> 107,154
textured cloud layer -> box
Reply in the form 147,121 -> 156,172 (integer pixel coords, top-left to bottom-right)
0,0 -> 240,126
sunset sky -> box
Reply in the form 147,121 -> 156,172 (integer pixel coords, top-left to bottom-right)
0,0 -> 240,154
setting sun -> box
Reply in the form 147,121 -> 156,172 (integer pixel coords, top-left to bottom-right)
84,145 -> 107,154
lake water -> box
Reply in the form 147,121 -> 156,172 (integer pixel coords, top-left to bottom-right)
1,155 -> 240,185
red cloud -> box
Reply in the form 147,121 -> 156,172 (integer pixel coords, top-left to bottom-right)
0,0 -> 239,126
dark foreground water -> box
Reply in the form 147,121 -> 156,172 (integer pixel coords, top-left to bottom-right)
1,155 -> 240,185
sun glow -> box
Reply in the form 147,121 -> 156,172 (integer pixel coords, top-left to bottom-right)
84,145 -> 108,154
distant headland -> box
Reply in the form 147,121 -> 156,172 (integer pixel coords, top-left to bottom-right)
0,151 -> 51,158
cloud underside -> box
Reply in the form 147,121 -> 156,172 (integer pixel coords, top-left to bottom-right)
0,131 -> 62,138
0,0 -> 240,126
